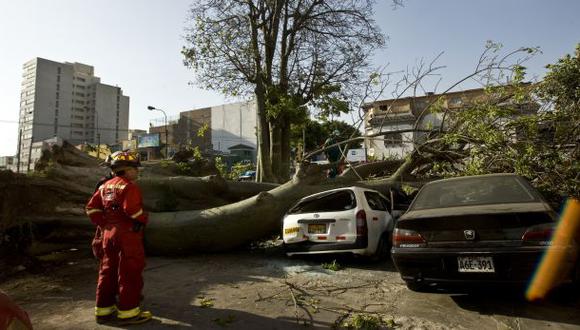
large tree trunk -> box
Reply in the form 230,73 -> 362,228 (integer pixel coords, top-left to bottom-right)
255,83 -> 274,183
280,122 -> 292,182
12,153 -> 424,256
139,176 -> 278,211
143,160 -> 416,254
269,121 -> 283,183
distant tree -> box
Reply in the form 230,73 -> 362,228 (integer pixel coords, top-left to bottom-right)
290,119 -> 361,155
182,0 -> 384,182
533,44 -> 580,201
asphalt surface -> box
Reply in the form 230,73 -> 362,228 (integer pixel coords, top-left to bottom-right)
1,247 -> 579,329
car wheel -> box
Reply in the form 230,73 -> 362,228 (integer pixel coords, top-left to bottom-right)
405,281 -> 428,292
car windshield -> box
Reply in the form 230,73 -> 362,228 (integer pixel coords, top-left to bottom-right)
410,176 -> 540,210
288,190 -> 356,214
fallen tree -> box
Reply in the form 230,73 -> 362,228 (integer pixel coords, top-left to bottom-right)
0,145 -> 284,258
16,154 -> 418,255
143,159 -> 418,254
3,43 -> 577,260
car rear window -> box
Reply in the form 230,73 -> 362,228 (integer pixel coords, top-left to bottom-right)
288,190 -> 356,214
410,176 -> 540,210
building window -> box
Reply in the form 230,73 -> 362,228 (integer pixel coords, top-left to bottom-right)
448,97 -> 463,107
414,100 -> 428,111
384,133 -> 403,147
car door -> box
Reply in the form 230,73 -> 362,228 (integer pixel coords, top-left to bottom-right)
363,191 -> 390,251
378,194 -> 395,231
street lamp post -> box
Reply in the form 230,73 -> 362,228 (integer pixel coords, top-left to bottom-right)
147,105 -> 168,159
94,109 -> 101,159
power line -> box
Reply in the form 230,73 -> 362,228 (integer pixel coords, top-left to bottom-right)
0,119 -> 135,133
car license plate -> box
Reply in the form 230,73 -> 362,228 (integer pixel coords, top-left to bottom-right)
284,227 -> 300,238
308,224 -> 326,234
457,256 -> 495,273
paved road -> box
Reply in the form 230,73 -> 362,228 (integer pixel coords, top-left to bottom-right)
1,248 -> 579,329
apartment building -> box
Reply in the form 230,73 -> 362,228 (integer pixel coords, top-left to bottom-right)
16,58 -> 129,172
363,87 -> 538,159
0,156 -> 15,171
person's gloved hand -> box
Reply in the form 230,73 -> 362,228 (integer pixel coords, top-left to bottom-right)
132,222 -> 144,232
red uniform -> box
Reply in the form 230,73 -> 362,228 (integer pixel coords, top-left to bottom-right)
86,175 -> 148,318
0,291 -> 33,330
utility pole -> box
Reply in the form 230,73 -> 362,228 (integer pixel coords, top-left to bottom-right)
27,136 -> 33,172
95,109 -> 101,159
16,129 -> 22,173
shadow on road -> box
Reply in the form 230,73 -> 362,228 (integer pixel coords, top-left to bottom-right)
450,286 -> 580,327
284,252 -> 399,272
121,307 -> 333,330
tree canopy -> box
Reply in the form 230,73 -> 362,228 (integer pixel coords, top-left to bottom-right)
416,44 -> 579,205
290,119 -> 362,154
183,0 -> 384,182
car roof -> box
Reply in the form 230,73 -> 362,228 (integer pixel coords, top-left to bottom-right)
405,173 -> 550,213
297,186 -> 379,201
401,202 -> 552,220
422,173 -> 523,186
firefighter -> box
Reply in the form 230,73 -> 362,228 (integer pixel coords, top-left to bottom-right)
323,130 -> 342,178
0,290 -> 33,330
85,150 -> 152,325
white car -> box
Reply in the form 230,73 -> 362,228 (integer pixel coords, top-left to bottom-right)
282,186 -> 395,257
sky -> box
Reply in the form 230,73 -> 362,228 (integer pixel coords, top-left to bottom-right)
0,0 -> 579,156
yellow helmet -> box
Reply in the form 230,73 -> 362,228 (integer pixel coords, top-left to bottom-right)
105,150 -> 141,170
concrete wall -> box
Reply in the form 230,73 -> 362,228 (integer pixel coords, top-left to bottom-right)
177,108 -> 212,152
210,100 -> 257,153
365,121 -> 415,160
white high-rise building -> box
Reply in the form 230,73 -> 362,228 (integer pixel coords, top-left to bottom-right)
17,58 -> 129,171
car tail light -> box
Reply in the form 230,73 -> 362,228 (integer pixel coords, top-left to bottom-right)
356,210 -> 367,237
522,224 -> 554,246
393,228 -> 426,248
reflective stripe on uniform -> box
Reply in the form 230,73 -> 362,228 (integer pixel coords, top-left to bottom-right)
117,306 -> 140,319
105,183 -> 127,190
86,208 -> 103,216
130,209 -> 143,219
95,305 -> 117,316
